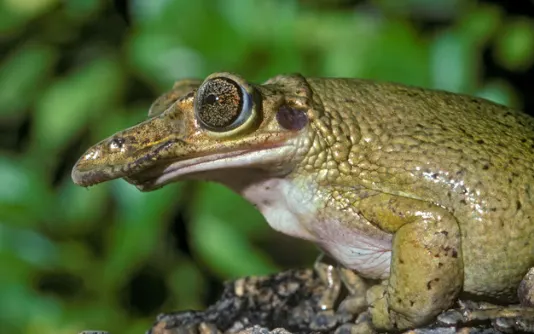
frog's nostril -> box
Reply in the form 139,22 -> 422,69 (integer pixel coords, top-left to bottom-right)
109,137 -> 126,152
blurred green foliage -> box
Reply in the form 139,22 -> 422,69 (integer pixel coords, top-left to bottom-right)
1,0 -> 533,333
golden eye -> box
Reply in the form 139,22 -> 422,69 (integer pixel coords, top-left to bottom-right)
194,77 -> 252,132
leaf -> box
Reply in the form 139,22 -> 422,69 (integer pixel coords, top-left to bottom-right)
430,30 -> 478,93
101,180 -> 182,289
33,56 -> 124,154
0,43 -> 57,117
494,17 -> 534,72
190,183 -> 278,279
190,211 -> 278,279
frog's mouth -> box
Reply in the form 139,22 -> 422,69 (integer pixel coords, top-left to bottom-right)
124,144 -> 293,191
72,137 -> 295,192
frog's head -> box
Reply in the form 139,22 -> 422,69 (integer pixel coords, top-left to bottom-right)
72,72 -> 317,191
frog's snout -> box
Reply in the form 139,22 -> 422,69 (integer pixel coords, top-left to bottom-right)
71,135 -> 134,186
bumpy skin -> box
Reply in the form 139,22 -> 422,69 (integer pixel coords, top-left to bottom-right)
72,73 -> 534,331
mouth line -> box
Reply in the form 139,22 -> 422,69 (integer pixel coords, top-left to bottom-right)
126,144 -> 290,191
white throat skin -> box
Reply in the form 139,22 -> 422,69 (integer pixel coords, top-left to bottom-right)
210,166 -> 393,280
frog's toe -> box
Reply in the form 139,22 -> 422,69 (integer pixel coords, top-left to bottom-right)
334,313 -> 375,334
367,284 -> 417,331
367,284 -> 393,330
313,258 -> 342,311
519,267 -> 534,306
309,309 -> 339,331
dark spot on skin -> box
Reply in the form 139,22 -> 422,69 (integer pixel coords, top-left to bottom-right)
517,200 -> 522,211
438,262 -> 443,268
262,200 -> 270,206
452,249 -> 458,258
521,138 -> 527,143
276,105 -> 308,131
427,278 -> 440,290
443,246 -> 451,253
410,300 -> 415,306
490,207 -> 497,212
482,164 -> 489,170
397,298 -> 402,304
460,199 -> 467,205
509,178 -> 513,184
440,231 -> 449,236
132,138 -> 180,167
431,173 -> 438,179
476,139 -> 485,144
512,172 -> 519,177
399,259 -> 404,264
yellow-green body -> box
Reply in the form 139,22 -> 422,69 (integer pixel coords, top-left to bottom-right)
72,73 -> 534,331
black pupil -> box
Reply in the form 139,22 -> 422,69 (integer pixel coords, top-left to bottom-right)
205,94 -> 218,104
197,78 -> 242,129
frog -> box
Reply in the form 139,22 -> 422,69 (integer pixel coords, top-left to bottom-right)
71,72 -> 534,332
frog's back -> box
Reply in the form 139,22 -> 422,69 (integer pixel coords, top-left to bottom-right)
307,78 -> 534,301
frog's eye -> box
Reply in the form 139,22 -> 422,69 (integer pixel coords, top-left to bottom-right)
194,76 -> 253,132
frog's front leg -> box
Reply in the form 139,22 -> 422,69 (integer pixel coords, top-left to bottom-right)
358,193 -> 464,331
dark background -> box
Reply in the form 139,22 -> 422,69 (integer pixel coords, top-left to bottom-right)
1,0 -> 533,333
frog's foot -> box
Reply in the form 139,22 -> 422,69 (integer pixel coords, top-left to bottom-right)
311,255 -> 372,332
310,255 -> 345,331
313,253 -> 343,312
519,267 -> 534,307
334,313 -> 375,334
438,300 -> 534,333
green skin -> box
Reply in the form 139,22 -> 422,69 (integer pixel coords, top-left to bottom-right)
72,72 -> 534,331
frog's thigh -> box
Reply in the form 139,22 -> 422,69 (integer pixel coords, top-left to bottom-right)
360,195 -> 464,330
